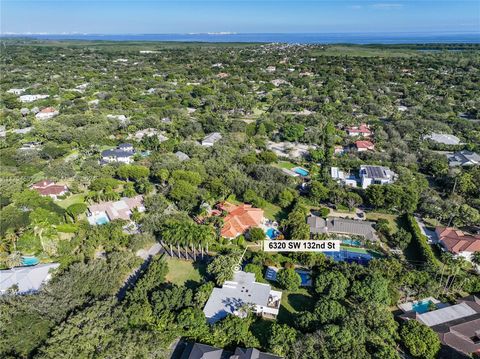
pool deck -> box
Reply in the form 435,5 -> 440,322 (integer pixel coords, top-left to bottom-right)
398,297 -> 442,313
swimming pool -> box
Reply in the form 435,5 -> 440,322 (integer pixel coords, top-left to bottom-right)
265,228 -> 280,239
411,300 -> 432,314
296,270 -> 312,286
21,256 -> 40,266
95,215 -> 110,225
341,238 -> 362,247
292,167 -> 309,176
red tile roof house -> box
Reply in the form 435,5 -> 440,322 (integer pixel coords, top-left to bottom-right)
35,107 -> 59,120
217,202 -> 265,239
346,123 -> 372,137
355,140 -> 375,152
31,180 -> 68,200
436,227 -> 480,263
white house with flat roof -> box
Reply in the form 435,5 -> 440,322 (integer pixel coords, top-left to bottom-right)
0,263 -> 60,295
359,165 -> 396,189
203,271 -> 282,323
330,167 -> 358,187
19,94 -> 49,103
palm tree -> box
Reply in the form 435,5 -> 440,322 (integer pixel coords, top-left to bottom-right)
6,252 -> 22,268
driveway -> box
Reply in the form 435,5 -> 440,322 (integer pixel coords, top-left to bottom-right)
414,216 -> 438,243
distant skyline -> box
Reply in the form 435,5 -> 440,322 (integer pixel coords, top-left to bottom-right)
2,0 -> 479,35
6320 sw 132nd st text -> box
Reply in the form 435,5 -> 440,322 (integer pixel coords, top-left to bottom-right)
263,240 -> 340,252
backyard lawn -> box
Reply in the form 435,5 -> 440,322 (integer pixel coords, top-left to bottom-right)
366,212 -> 399,233
263,202 -> 286,221
57,193 -> 86,209
275,161 -> 296,170
164,258 -> 205,287
277,288 -> 315,326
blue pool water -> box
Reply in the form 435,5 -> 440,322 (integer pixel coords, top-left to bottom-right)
293,167 -> 309,176
21,256 -> 39,266
96,215 -> 110,225
323,250 -> 373,265
412,300 -> 432,314
265,228 -> 280,239
297,271 -> 312,286
341,238 -> 362,247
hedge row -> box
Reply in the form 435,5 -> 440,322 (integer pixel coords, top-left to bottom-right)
405,214 -> 440,269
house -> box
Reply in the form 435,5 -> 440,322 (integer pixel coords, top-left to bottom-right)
31,180 -> 68,199
7,88 -> 26,95
399,296 -> 480,358
307,216 -> 378,241
203,271 -> 282,323
424,133 -> 461,145
218,202 -> 264,239
179,342 -> 282,359
101,143 -> 136,164
13,127 -> 33,135
19,94 -> 49,103
174,151 -> 190,162
359,165 -> 396,189
436,227 -> 480,262
19,142 -> 41,151
130,128 -> 168,142
266,141 -> 316,160
87,195 -> 145,225
265,66 -> 276,73
447,150 -> 480,167
346,123 -> 372,137
330,167 -> 357,187
355,140 -> 375,152
35,107 -> 59,120
0,263 -> 60,295
0,126 -> 6,138
107,114 -> 128,124
202,132 -> 222,147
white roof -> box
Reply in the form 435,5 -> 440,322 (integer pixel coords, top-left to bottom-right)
0,263 -> 60,295
417,302 -> 477,327
203,271 -> 280,323
425,133 -> 461,145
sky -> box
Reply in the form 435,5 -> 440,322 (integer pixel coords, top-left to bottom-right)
1,0 -> 479,34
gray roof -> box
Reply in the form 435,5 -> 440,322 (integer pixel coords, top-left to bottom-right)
417,302 -> 478,327
180,343 -> 225,359
0,263 -> 60,295
308,216 -> 378,241
203,271 -> 273,323
232,348 -> 282,359
425,133 -> 461,145
202,132 -> 222,145
360,165 -> 393,180
101,148 -> 135,158
175,151 -> 190,161
447,150 -> 480,167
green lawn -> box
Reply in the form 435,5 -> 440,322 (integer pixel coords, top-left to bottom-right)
57,193 -> 86,209
277,288 -> 315,326
365,212 -> 399,233
164,258 -> 205,287
264,202 -> 286,221
276,161 -> 296,170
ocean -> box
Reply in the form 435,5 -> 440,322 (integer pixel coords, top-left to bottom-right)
2,32 -> 479,44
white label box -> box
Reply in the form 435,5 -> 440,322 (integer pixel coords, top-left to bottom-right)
263,240 -> 340,252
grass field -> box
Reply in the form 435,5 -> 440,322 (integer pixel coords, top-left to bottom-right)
276,161 -> 296,170
366,212 -> 399,233
264,202 -> 286,221
310,45 -> 418,58
164,258 -> 205,287
277,288 -> 315,325
57,193 -> 85,209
